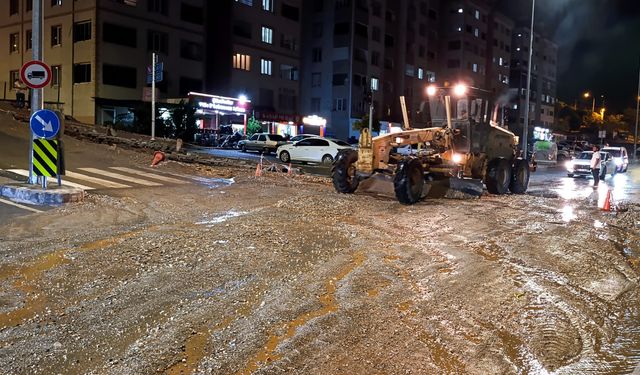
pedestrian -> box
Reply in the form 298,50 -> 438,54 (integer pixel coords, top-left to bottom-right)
14,79 -> 26,108
590,145 -> 601,188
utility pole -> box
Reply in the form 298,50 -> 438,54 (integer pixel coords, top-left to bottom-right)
635,60 -> 639,161
151,52 -> 157,140
28,0 -> 44,184
522,0 -> 535,159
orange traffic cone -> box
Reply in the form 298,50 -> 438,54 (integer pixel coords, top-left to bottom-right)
287,163 -> 292,176
255,162 -> 262,177
150,151 -> 165,167
602,189 -> 612,211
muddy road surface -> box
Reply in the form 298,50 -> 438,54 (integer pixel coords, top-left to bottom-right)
1,154 -> 640,373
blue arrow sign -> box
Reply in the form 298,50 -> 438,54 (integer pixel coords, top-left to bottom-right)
146,62 -> 164,84
30,109 -> 60,139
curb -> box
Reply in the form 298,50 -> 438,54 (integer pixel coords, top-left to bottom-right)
0,183 -> 85,206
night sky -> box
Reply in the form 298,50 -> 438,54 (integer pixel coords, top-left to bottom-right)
499,0 -> 640,113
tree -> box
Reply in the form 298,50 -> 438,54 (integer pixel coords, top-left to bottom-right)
555,102 -> 582,132
246,114 -> 262,135
352,113 -> 381,133
168,101 -> 197,141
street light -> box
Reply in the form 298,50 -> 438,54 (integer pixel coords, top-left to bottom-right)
583,91 -> 595,113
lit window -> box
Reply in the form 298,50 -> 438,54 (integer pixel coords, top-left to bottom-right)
474,28 -> 479,37
499,57 -> 503,66
262,0 -> 273,12
456,27 -> 462,32
472,63 -> 478,72
516,47 -> 521,51
261,26 -> 273,44
51,0 -> 62,6
457,8 -> 463,13
233,53 -> 251,71
9,33 -> 19,53
475,10 -> 480,19
260,58 -> 272,75
417,68 -> 424,80
371,77 -> 379,91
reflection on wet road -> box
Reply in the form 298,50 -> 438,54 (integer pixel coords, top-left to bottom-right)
531,164 -> 640,205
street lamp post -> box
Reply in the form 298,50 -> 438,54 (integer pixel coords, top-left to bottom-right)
584,92 -> 595,113
522,0 -> 535,158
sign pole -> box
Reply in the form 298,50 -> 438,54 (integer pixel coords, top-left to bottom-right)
151,52 -> 156,140
28,0 -> 44,184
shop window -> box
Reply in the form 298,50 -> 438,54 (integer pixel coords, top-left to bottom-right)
103,64 -> 137,88
74,21 -> 92,42
233,54 -> 251,71
73,63 -> 91,83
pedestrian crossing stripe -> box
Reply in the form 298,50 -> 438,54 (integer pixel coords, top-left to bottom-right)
32,139 -> 58,177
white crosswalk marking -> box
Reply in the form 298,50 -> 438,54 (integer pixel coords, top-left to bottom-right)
65,171 -> 131,189
0,198 -> 42,213
78,168 -> 162,187
109,167 -> 187,184
7,169 -> 96,190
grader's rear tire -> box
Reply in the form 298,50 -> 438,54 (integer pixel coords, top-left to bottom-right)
332,149 -> 359,193
509,158 -> 530,194
394,158 -> 424,204
486,158 -> 512,195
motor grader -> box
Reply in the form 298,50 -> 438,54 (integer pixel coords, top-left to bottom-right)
331,84 -> 531,204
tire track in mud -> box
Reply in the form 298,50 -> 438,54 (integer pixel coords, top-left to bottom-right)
237,251 -> 366,375
0,230 -> 143,330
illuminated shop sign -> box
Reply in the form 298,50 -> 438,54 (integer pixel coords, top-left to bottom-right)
189,92 -> 249,114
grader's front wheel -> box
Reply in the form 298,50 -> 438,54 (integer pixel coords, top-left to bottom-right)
394,158 -> 424,205
332,149 -> 359,193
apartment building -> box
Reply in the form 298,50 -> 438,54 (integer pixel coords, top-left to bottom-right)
301,0 -> 444,140
508,26 -> 558,137
204,0 -> 302,134
0,0 -> 206,124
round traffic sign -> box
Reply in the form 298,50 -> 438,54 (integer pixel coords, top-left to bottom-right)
30,109 -> 61,139
20,60 -> 52,89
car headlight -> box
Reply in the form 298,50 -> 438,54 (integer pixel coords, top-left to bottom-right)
614,158 -> 622,166
565,160 -> 574,171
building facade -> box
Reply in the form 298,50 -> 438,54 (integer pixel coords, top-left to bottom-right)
0,0 -> 206,125
508,26 -> 558,140
206,0 -> 303,135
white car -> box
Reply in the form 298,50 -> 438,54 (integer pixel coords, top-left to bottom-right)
566,151 -> 617,180
601,147 -> 629,173
277,137 -> 352,164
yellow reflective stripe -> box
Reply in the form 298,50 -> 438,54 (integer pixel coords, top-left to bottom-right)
33,144 -> 57,172
32,158 -> 54,176
40,140 -> 58,158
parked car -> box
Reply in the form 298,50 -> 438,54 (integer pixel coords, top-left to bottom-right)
566,151 -> 617,179
238,133 -> 288,154
277,137 -> 352,164
289,134 -> 317,143
601,146 -> 629,173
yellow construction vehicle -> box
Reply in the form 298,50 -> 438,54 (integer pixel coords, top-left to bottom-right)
331,84 -> 532,204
